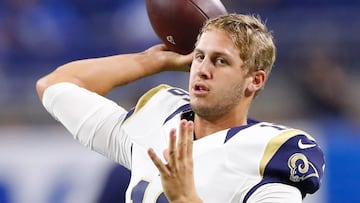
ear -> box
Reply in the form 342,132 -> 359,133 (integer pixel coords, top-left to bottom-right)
245,70 -> 266,97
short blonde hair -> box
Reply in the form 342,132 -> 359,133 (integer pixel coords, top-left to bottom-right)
196,13 -> 276,77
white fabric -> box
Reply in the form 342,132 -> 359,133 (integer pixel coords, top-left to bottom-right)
42,82 -> 305,203
247,183 -> 302,203
42,82 -> 132,169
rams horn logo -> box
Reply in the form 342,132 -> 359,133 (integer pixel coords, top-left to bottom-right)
288,153 -> 319,182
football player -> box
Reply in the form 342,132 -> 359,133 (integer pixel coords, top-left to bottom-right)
36,13 -> 325,203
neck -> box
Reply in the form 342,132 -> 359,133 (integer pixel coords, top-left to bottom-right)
193,110 -> 248,139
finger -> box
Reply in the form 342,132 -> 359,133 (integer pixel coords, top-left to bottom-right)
167,128 -> 177,169
148,148 -> 170,176
163,148 -> 169,163
147,44 -> 167,52
186,121 -> 194,158
178,120 -> 188,160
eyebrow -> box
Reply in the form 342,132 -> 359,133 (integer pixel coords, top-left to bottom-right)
194,48 -> 230,58
193,48 -> 203,53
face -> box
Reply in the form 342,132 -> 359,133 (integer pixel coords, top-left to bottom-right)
189,29 -> 251,119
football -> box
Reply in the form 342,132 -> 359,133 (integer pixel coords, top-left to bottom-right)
145,0 -> 228,54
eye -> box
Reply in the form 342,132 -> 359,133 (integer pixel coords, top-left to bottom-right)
194,53 -> 204,62
215,57 -> 228,66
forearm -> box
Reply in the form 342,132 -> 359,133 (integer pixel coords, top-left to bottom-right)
36,51 -> 165,99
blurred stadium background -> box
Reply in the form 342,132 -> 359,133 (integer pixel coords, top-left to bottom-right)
0,0 -> 359,202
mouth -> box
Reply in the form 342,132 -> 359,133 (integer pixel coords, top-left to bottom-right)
192,82 -> 209,95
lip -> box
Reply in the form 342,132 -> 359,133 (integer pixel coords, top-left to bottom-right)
192,82 -> 209,96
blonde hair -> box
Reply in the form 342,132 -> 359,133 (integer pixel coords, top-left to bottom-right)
196,13 -> 276,77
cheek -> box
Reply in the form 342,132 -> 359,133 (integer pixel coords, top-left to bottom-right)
189,66 -> 196,76
245,78 -> 253,90
188,70 -> 195,89
188,67 -> 197,81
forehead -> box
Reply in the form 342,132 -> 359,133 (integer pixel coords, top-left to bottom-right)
196,29 -> 239,56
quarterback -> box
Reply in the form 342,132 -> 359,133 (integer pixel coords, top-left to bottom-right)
36,14 -> 325,203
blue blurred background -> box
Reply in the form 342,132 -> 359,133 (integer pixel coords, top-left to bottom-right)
0,0 -> 359,202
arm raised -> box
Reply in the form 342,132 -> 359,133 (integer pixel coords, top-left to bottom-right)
36,44 -> 192,100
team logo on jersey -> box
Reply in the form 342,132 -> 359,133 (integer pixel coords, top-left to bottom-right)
288,153 -> 319,182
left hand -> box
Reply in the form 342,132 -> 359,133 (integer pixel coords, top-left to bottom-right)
147,120 -> 202,203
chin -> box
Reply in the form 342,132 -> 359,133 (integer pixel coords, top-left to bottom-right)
191,103 -> 215,118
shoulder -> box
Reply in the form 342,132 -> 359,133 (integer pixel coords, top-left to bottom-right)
122,84 -> 189,125
254,122 -> 325,198
135,84 -> 188,111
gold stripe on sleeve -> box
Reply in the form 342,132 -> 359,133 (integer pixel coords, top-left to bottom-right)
259,129 -> 315,176
129,84 -> 170,119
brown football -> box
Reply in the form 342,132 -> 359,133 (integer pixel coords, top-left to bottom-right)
146,0 -> 228,54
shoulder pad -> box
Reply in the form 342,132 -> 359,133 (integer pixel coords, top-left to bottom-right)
260,129 -> 325,196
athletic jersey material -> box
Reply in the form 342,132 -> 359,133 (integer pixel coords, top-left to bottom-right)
42,82 -> 325,203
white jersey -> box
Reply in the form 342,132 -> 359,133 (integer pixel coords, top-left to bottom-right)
42,83 -> 325,203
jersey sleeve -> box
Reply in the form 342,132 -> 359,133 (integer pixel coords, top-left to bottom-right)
255,129 -> 325,198
42,82 -> 132,168
246,183 -> 302,203
42,83 -> 190,171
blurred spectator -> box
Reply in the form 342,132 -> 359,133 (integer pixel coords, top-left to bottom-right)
111,0 -> 159,53
229,0 -> 360,9
295,47 -> 349,119
0,0 -> 88,76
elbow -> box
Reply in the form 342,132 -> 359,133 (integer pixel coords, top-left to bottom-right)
36,75 -> 52,101
36,61 -> 89,101
35,66 -> 65,101
35,63 -> 80,101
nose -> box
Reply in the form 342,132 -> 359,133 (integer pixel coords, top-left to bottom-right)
196,59 -> 213,79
